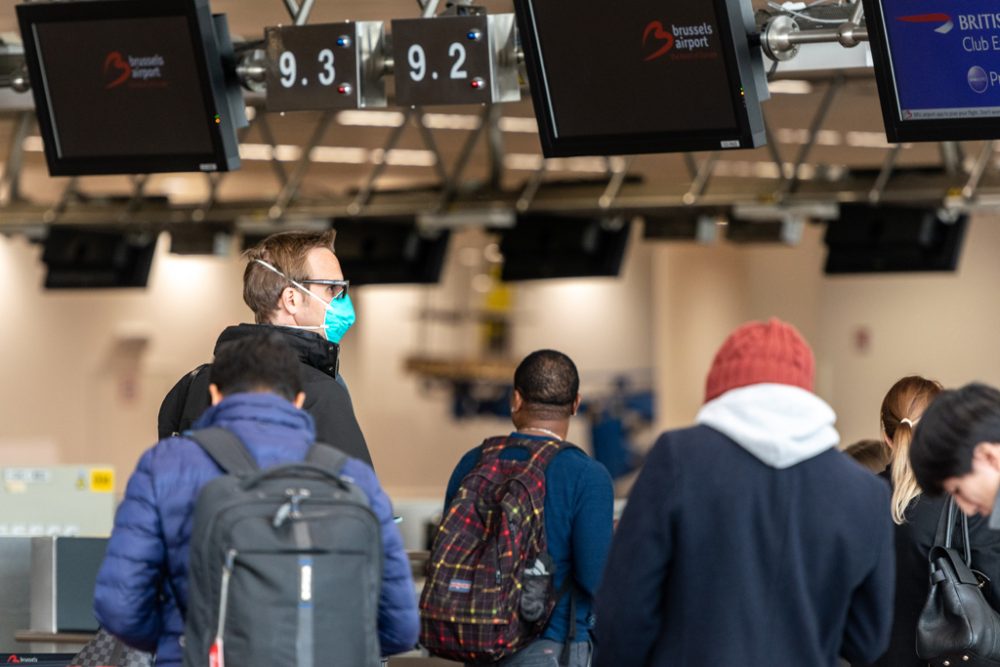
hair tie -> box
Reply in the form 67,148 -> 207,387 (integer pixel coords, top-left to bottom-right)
900,417 -> 917,428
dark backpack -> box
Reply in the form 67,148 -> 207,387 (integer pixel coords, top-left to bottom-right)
419,435 -> 574,663
181,428 -> 382,667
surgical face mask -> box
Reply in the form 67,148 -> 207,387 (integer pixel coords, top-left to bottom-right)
254,259 -> 356,343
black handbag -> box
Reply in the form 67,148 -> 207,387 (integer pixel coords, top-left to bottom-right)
916,498 -> 1000,666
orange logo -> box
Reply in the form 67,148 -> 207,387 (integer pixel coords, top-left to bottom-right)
642,21 -> 675,61
103,51 -> 131,89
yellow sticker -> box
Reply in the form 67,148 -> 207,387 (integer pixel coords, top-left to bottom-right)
89,469 -> 114,493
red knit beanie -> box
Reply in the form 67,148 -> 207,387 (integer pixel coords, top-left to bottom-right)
704,318 -> 815,403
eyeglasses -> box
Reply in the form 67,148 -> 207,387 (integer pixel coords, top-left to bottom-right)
300,279 -> 350,300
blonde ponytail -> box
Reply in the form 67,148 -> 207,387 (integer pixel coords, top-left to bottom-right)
889,422 -> 921,525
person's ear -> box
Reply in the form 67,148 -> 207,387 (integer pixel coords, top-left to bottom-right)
208,383 -> 224,406
511,389 -> 524,414
293,392 -> 306,409
572,393 -> 582,416
975,443 -> 1000,471
278,286 -> 301,314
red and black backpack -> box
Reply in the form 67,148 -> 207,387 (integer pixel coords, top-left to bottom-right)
419,435 -> 573,663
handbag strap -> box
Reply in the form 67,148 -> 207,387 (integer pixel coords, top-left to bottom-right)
935,497 -> 972,566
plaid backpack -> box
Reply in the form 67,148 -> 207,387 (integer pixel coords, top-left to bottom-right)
420,435 -> 572,663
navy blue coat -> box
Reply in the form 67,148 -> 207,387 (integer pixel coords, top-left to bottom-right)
594,425 -> 894,667
94,393 -> 419,666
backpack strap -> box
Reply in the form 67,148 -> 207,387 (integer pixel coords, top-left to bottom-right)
186,427 -> 260,475
305,442 -> 349,476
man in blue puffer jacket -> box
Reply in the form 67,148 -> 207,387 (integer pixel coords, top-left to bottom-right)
93,334 -> 419,666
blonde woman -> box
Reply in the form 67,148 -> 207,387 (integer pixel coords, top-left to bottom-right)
857,376 -> 1000,666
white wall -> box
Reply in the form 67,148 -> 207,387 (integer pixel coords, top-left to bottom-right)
3,215 -> 1000,499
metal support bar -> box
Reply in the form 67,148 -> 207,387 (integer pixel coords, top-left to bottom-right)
42,176 -> 79,223
486,104 -> 504,191
268,111 -> 334,219
762,116 -> 788,187
962,140 -> 994,200
939,141 -> 964,175
599,157 -> 633,209
348,109 -> 413,215
0,112 -> 32,207
118,175 -> 150,222
516,160 -> 547,212
191,173 -> 224,222
868,143 -> 901,204
682,153 -> 699,180
283,0 -> 300,21
779,75 -> 842,197
437,105 -> 490,211
257,113 -> 290,187
420,0 -> 441,18
683,152 -> 719,205
414,109 -> 450,186
293,0 -> 315,25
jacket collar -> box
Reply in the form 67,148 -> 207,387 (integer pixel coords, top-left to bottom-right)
696,383 -> 840,469
194,391 -> 316,435
215,324 -> 340,378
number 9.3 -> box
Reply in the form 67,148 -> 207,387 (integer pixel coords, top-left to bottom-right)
278,49 -> 337,88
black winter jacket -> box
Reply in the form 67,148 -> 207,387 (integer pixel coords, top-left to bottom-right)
856,470 -> 1000,667
157,324 -> 373,467
595,425 -> 894,667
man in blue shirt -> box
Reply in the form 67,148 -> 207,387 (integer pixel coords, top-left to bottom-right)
443,350 -> 614,666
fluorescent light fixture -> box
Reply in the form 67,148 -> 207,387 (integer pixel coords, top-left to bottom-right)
422,113 -> 481,130
768,79 -> 813,95
309,146 -> 370,164
498,116 -> 538,133
22,135 -> 43,152
844,131 -> 891,148
504,153 -> 544,170
384,149 -> 437,167
336,110 -> 406,127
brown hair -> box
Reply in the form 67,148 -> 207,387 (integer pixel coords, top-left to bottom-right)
843,439 -> 890,474
881,376 -> 943,524
242,230 -> 336,323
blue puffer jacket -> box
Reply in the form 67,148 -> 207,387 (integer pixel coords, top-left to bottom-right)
93,392 -> 419,666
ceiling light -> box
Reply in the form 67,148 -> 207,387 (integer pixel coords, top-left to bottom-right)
336,110 -> 406,127
309,146 -> 369,164
422,113 -> 481,130
498,117 -> 538,133
768,79 -> 813,94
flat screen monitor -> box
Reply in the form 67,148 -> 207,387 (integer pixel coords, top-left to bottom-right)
824,204 -> 968,273
42,227 -> 158,289
514,0 -> 767,157
17,0 -> 242,175
331,218 -> 451,286
497,214 -> 630,280
863,0 -> 1000,142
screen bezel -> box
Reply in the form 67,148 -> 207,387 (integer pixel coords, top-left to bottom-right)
863,0 -> 1000,142
513,0 -> 766,157
17,0 -> 240,175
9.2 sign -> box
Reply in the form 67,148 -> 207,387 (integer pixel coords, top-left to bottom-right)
391,15 -> 495,106
265,23 -> 361,111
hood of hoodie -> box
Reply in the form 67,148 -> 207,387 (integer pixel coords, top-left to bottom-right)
696,383 -> 840,469
215,323 -> 340,378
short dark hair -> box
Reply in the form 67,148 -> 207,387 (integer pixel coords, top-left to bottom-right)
514,350 -> 579,418
209,334 -> 304,402
910,383 -> 1000,494
843,439 -> 889,474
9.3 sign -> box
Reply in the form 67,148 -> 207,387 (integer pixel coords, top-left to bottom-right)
392,15 -> 501,106
265,22 -> 386,111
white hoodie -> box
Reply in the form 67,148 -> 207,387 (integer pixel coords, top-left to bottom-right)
696,383 -> 840,469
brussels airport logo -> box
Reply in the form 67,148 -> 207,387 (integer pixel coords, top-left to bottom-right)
103,51 -> 167,89
642,20 -> 715,62
896,13 -> 954,34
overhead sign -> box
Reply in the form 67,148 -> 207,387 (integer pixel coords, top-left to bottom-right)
265,21 -> 387,111
391,14 -> 520,106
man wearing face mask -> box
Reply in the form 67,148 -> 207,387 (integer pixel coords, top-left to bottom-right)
158,229 -> 372,467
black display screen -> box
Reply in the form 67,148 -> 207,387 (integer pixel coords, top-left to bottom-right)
17,0 -> 242,175
34,17 -> 214,159
515,0 -> 766,156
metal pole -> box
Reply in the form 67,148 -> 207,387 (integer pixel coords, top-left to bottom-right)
762,116 -> 788,186
269,111 -> 334,219
683,152 -> 719,205
293,0 -> 315,26
780,75 -> 842,196
599,157 -> 633,210
0,112 -> 32,207
414,109 -> 450,186
486,104 -> 504,191
257,113 -> 290,187
437,106 -> 490,210
516,161 -> 547,212
962,140 -> 994,200
348,109 -> 414,215
868,143 -> 901,204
